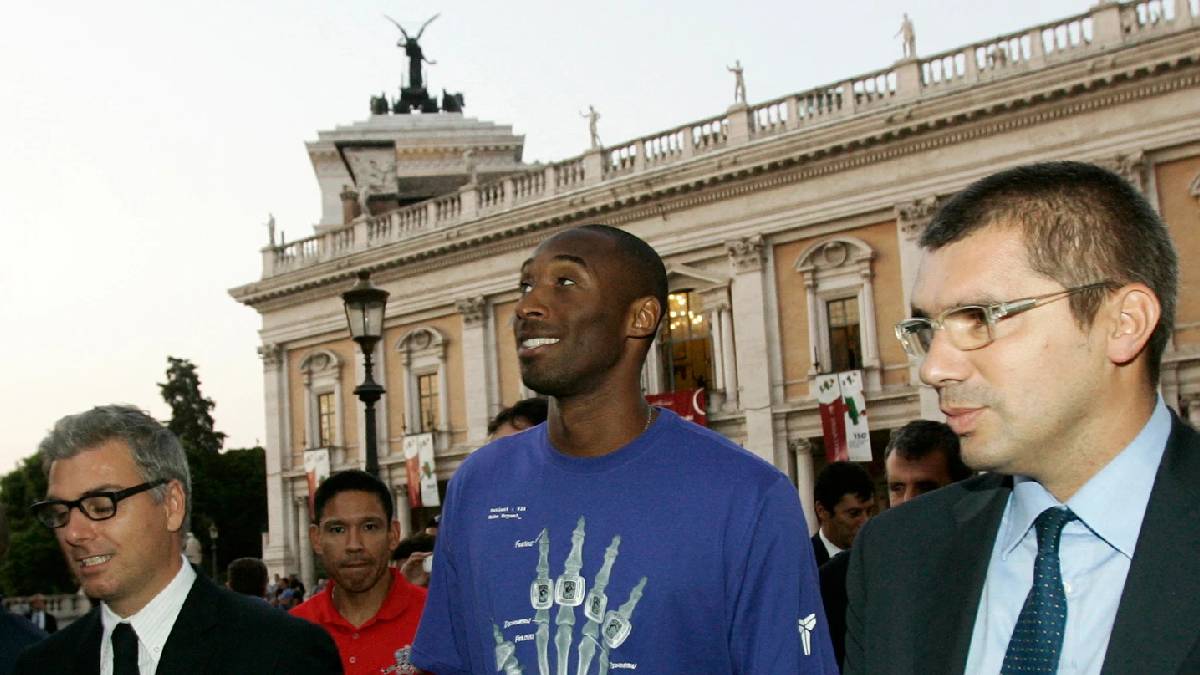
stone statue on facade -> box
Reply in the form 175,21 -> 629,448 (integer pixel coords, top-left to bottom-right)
385,13 -> 440,92
463,148 -> 479,185
581,105 -> 601,149
896,13 -> 916,59
370,91 -> 390,115
266,213 -> 276,246
728,59 -> 747,104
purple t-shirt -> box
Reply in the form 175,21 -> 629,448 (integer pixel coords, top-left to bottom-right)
413,408 -> 837,674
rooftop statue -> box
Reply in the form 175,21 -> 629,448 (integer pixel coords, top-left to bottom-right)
385,13 -> 440,92
896,13 -> 916,59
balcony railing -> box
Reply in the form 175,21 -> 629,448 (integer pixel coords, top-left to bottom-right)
263,0 -> 1198,278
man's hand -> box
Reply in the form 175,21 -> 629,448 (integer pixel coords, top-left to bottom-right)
401,551 -> 432,587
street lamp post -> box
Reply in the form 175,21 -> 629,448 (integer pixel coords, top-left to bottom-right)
342,271 -> 389,477
208,523 -> 219,579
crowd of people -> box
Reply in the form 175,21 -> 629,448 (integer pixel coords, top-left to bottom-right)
1,161 -> 1194,674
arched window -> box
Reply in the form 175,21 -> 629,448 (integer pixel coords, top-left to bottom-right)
396,327 -> 448,436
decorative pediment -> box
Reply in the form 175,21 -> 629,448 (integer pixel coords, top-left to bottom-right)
665,264 -> 728,293
299,349 -> 342,375
795,236 -> 874,273
397,326 -> 446,360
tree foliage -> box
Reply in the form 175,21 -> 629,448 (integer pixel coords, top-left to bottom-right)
159,357 -> 265,579
0,456 -> 73,595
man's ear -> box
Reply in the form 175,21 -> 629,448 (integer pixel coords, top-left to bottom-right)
1104,283 -> 1160,367
308,523 -> 321,552
164,480 -> 186,533
628,296 -> 662,340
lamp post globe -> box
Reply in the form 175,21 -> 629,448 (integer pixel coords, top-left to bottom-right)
342,271 -> 389,477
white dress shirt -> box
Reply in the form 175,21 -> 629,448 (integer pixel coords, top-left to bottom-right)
818,528 -> 845,558
99,556 -> 197,675
965,398 -> 1171,674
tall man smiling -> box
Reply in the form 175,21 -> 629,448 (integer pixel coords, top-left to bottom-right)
413,225 -> 836,673
844,162 -> 1198,674
15,405 -> 342,675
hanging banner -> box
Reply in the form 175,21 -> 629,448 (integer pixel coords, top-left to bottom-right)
645,388 -> 708,427
837,370 -> 872,461
816,374 -> 848,462
404,433 -> 440,508
303,449 -> 330,519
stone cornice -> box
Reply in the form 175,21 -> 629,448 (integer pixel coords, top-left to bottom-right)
231,29 -> 1200,310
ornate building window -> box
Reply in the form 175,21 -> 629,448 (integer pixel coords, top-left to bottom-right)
299,350 -> 344,450
658,291 -> 715,392
826,296 -> 862,372
317,392 -> 336,447
397,327 -> 448,438
417,372 -> 440,432
795,237 -> 882,391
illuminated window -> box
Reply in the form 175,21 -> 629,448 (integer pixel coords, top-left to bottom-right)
826,297 -> 862,372
317,392 -> 336,447
418,372 -> 439,432
658,291 -> 714,392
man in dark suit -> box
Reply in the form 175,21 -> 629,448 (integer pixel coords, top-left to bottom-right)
820,420 -> 970,666
23,595 -> 57,634
14,405 -> 342,675
811,461 -> 875,566
846,161 -> 1193,674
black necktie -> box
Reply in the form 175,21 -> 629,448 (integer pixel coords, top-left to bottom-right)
111,622 -> 140,675
1001,506 -> 1078,674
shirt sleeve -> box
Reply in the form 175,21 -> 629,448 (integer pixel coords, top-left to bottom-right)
727,476 -> 839,674
411,477 -> 473,675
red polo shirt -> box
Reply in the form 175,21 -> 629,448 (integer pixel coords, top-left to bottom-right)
291,568 -> 427,675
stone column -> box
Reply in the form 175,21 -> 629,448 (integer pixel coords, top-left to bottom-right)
859,267 -> 882,391
726,235 -> 778,466
394,482 -> 413,538
720,303 -> 739,411
457,296 -> 492,445
790,438 -> 818,534
295,497 -> 316,592
258,343 -> 291,575
895,198 -> 944,421
706,306 -> 726,410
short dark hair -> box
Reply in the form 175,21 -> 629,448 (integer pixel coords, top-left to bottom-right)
814,461 -> 874,512
227,557 -> 268,597
487,397 -> 549,435
579,224 -> 669,327
313,470 -> 394,523
885,420 -> 972,482
392,532 -> 436,561
921,161 -> 1177,384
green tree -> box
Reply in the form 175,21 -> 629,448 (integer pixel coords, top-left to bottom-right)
0,455 -> 73,595
159,357 -> 265,579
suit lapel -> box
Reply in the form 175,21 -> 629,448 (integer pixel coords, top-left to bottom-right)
1102,416 -> 1200,673
917,475 -> 1010,674
157,571 -> 221,675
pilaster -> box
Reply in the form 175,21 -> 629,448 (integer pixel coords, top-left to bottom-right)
895,197 -> 945,421
258,343 -> 291,573
725,235 -> 778,466
457,296 -> 492,444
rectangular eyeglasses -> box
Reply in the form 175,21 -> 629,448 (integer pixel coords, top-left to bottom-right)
31,479 -> 169,529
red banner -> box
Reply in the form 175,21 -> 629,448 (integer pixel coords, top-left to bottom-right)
816,374 -> 848,462
646,388 -> 707,427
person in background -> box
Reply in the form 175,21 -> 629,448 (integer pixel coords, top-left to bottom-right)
226,557 -> 270,601
391,532 -> 436,588
291,470 -> 426,675
811,461 -> 875,566
487,397 -> 549,440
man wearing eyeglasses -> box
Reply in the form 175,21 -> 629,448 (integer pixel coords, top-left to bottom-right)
14,405 -> 343,675
844,161 -> 1197,674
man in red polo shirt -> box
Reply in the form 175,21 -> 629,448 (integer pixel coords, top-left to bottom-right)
292,470 -> 427,675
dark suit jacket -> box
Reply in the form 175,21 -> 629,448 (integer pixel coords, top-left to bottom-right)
844,414 -> 1200,675
818,550 -> 851,669
811,531 -> 832,567
23,610 -> 56,634
13,570 -> 343,675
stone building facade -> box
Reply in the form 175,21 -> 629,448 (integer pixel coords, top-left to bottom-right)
231,1 -> 1200,583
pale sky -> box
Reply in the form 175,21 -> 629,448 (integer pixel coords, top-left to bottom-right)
0,0 -> 1088,474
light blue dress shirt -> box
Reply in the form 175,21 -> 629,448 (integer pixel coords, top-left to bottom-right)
964,398 -> 1171,674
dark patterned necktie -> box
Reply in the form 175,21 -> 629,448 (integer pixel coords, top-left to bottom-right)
111,622 -> 140,675
1001,506 -> 1078,674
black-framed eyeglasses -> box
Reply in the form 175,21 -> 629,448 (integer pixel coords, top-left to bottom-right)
894,282 -> 1113,359
30,479 -> 169,529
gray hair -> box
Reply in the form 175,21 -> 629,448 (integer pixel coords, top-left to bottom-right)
38,405 -> 192,534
